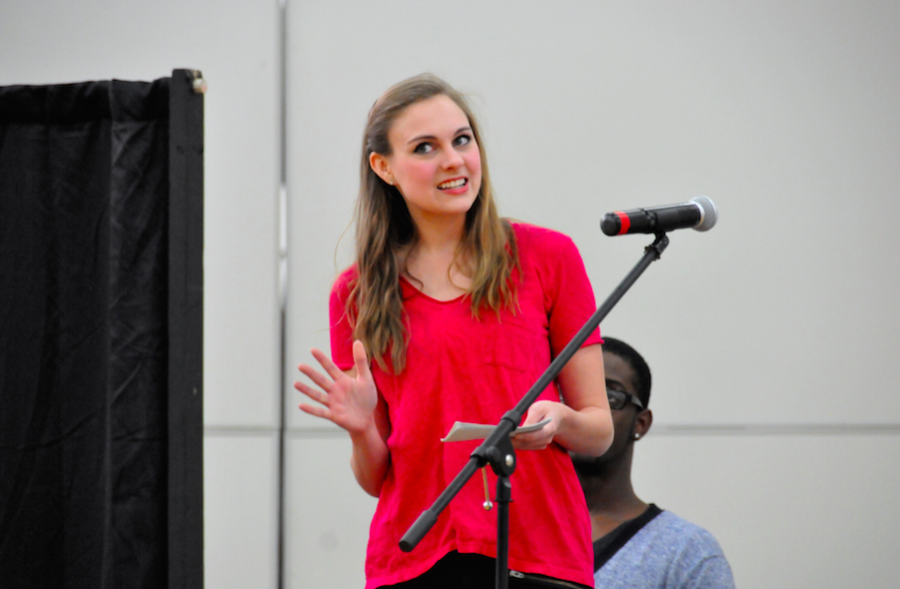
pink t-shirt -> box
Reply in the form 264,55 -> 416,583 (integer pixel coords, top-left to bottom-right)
330,223 -> 601,588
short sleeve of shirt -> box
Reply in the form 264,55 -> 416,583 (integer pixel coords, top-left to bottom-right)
594,511 -> 736,589
329,267 -> 357,371
521,225 -> 602,357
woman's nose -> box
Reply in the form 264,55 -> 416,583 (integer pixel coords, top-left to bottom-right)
440,147 -> 464,169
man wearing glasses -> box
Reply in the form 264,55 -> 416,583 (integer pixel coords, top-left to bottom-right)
570,337 -> 735,589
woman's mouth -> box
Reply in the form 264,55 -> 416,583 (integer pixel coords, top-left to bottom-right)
438,178 -> 467,190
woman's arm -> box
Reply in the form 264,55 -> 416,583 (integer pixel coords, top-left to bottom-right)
512,343 -> 613,456
346,374 -> 391,496
295,340 -> 391,496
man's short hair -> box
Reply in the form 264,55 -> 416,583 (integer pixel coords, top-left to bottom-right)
602,337 -> 652,408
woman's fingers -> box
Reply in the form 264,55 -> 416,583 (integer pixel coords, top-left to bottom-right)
310,347 -> 346,382
352,340 -> 372,381
513,428 -> 551,450
296,346 -> 375,433
522,401 -> 553,426
294,379 -> 329,406
512,402 -> 560,450
298,362 -> 335,393
299,402 -> 331,421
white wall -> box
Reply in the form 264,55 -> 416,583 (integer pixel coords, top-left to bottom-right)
3,1 -> 899,588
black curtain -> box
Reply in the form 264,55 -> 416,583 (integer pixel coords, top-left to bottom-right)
0,78 -> 173,588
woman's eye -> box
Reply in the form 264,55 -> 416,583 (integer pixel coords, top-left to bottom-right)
413,142 -> 434,154
454,134 -> 472,147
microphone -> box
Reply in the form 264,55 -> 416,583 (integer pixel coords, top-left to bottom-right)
600,196 -> 718,236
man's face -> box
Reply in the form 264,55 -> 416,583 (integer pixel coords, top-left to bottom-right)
603,351 -> 642,451
571,350 -> 642,472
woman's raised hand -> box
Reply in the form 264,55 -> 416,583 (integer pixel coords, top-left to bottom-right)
295,340 -> 378,435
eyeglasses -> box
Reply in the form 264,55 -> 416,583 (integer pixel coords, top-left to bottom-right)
607,387 -> 644,411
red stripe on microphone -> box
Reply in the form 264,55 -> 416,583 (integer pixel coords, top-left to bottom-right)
615,211 -> 630,235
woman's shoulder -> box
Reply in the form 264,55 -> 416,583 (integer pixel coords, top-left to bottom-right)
331,264 -> 359,298
509,221 -> 578,257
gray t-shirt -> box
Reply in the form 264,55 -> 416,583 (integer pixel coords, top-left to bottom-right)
594,510 -> 735,589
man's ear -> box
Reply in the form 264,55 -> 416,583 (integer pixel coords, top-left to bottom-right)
634,409 -> 653,439
369,151 -> 394,186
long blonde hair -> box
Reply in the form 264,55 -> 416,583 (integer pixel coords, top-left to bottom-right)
349,74 -> 518,373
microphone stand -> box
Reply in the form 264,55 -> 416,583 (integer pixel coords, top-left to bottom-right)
399,232 -> 671,589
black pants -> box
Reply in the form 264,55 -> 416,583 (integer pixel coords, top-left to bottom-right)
380,551 -> 590,589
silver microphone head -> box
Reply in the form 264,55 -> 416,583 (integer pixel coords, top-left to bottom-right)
691,196 -> 718,232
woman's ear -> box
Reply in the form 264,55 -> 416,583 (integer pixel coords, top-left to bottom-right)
369,152 -> 394,186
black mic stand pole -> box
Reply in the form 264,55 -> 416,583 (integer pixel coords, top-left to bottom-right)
400,233 -> 671,589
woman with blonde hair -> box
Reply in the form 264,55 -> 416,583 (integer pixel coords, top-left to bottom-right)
295,74 -> 613,588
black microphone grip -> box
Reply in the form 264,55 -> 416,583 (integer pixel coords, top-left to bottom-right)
601,204 -> 700,236
601,196 -> 717,236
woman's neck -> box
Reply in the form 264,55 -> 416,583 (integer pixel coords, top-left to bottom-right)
410,211 -> 466,253
403,215 -> 471,300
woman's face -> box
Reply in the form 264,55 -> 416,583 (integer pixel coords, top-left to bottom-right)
370,94 -> 482,226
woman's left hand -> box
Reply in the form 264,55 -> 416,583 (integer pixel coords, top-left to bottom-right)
511,400 -> 564,451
